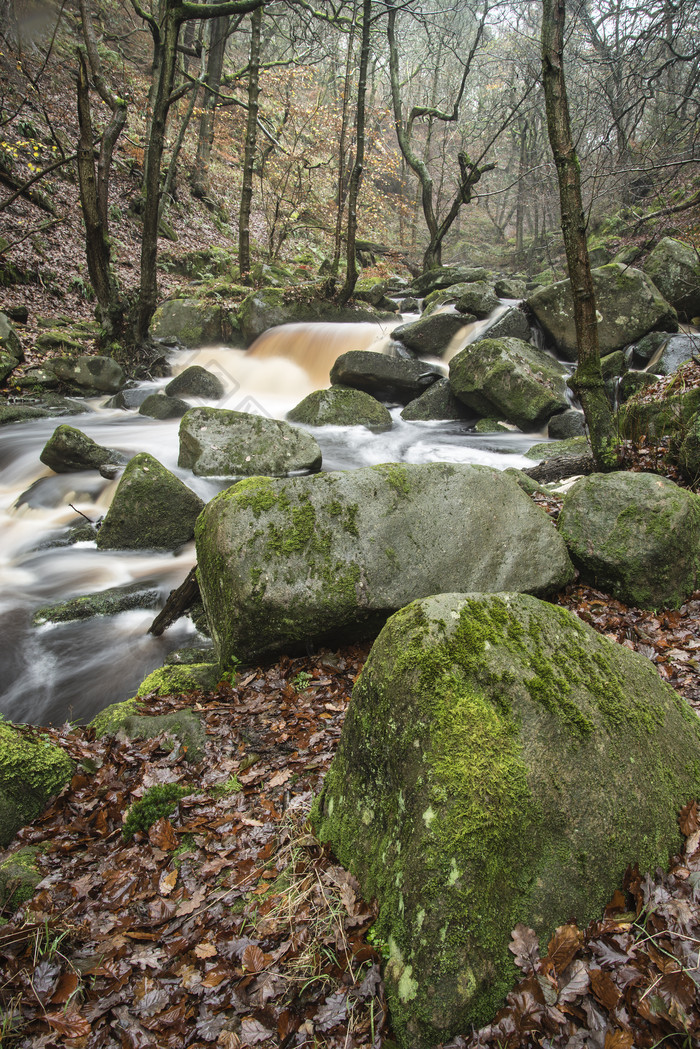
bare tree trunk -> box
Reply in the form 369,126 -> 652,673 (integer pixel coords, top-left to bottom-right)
337,0 -> 371,305
238,4 -> 263,277
542,0 -> 616,469
331,12 -> 357,276
192,9 -> 230,199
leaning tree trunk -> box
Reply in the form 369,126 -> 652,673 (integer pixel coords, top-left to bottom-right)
541,0 -> 616,469
330,11 -> 357,276
337,0 -> 371,306
238,4 -> 263,277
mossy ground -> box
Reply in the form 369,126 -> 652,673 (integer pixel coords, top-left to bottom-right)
0,723 -> 75,847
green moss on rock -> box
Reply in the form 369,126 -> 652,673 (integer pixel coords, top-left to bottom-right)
0,846 -> 43,910
0,723 -> 74,847
287,386 -> 393,431
312,592 -> 700,1048
136,663 -> 220,697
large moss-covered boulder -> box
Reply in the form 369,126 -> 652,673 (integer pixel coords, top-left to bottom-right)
312,591 -> 700,1048
329,350 -> 441,404
138,392 -> 190,419
643,237 -> 700,318
449,337 -> 569,430
96,452 -> 204,550
392,312 -> 471,357
150,298 -> 230,347
558,471 -> 700,607
0,722 -> 74,847
0,396 -> 83,426
136,663 -> 220,698
527,265 -> 678,360
48,355 -> 126,393
195,465 -> 574,666
179,406 -> 322,476
39,424 -> 127,473
455,281 -> 499,318
287,386 -> 393,431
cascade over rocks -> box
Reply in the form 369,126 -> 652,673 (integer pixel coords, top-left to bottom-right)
557,471 -> 700,608
179,406 -> 322,476
449,336 -> 569,430
195,464 -> 574,666
237,287 -> 395,343
527,264 -> 678,360
287,386 -> 393,430
643,236 -> 700,318
312,591 -> 700,1048
40,424 -> 128,473
329,350 -> 442,404
96,452 -> 204,550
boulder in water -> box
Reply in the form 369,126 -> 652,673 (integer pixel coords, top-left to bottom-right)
287,386 -> 393,430
392,312 -> 470,357
527,264 -> 678,360
558,471 -> 700,607
449,337 -> 568,430
455,281 -> 499,317
33,582 -> 160,625
165,365 -> 225,400
195,464 -> 574,666
40,424 -> 128,473
179,406 -> 322,476
312,591 -> 700,1047
548,408 -> 586,439
649,333 -> 700,375
329,350 -> 441,404
138,392 -> 190,419
400,377 -> 475,422
96,452 -> 204,550
48,354 -> 126,394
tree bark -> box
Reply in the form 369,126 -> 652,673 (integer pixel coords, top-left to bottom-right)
337,0 -> 371,305
192,9 -> 230,199
238,4 -> 263,277
541,0 -> 616,469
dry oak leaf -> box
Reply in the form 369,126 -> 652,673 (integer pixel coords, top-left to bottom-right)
547,923 -> 581,975
195,941 -> 218,959
149,816 -> 178,850
159,868 -> 178,896
509,923 -> 541,973
679,799 -> 700,835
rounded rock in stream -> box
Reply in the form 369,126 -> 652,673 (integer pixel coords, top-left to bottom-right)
178,406 -> 322,477
96,452 -> 205,551
40,423 -> 128,473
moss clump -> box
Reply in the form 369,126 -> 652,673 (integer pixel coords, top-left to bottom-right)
90,700 -> 206,762
123,783 -> 193,841
0,723 -> 74,848
136,663 -> 220,698
89,697 -> 140,736
0,846 -> 43,910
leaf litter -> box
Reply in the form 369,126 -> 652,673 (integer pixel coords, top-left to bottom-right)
1,616 -> 700,1047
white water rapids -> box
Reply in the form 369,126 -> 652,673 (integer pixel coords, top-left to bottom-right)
0,320 -> 546,726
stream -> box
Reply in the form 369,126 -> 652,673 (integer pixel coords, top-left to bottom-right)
0,319 -> 546,727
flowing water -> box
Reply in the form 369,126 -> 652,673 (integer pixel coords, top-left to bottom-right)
0,320 -> 544,727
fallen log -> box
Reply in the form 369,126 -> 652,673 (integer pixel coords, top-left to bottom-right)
149,566 -> 200,637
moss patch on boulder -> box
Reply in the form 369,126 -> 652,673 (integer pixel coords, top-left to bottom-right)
0,846 -> 43,911
287,386 -> 393,431
312,592 -> 700,1047
0,723 -> 74,847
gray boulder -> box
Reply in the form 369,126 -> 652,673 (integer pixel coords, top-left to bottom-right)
455,281 -> 499,318
494,277 -> 527,299
643,237 -> 700,318
33,582 -> 160,625
548,408 -> 586,439
0,396 -> 83,426
629,331 -> 671,366
179,406 -> 322,477
195,464 -> 575,666
329,350 -> 441,404
237,287 -> 393,343
449,337 -> 569,430
150,298 -> 231,347
96,452 -> 204,550
479,305 -> 531,342
312,591 -> 700,1047
651,333 -> 700,376
527,264 -> 678,360
48,355 -> 126,394
40,424 -> 127,473
165,365 -> 225,400
287,386 -> 393,431
400,377 -> 475,422
408,266 -> 490,297
138,393 -> 190,419
558,471 -> 700,607
392,312 -> 471,357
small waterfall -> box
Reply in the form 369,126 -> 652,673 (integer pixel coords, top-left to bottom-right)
247,320 -> 400,386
